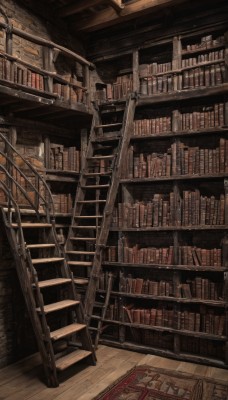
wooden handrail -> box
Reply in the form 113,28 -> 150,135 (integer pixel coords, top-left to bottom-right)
0,20 -> 95,69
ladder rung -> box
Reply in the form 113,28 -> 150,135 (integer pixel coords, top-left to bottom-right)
89,327 -> 98,331
12,223 -> 52,228
32,257 -> 64,264
36,300 -> 79,314
74,278 -> 89,285
75,215 -> 102,219
50,323 -> 86,341
70,237 -> 96,241
68,261 -> 93,267
36,278 -> 71,288
81,184 -> 109,189
93,135 -> 121,143
55,349 -> 92,371
78,200 -> 106,204
94,123 -> 122,129
84,172 -> 112,177
71,226 -> 100,229
27,244 -> 56,249
66,251 -> 95,255
87,155 -> 115,160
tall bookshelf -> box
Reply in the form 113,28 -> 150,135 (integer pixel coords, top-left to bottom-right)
92,27 -> 228,368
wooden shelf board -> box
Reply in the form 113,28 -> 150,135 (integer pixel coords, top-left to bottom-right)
100,318 -> 226,341
102,262 -> 227,272
99,339 -> 227,369
121,173 -> 228,184
110,225 -> 228,232
131,126 -> 228,140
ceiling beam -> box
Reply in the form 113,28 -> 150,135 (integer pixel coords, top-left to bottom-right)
74,0 -> 188,32
108,0 -> 124,12
58,0 -> 106,18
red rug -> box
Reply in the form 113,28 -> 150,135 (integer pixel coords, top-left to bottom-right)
93,365 -> 228,400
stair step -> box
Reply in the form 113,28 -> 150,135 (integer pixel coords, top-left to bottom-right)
66,251 -> 95,255
70,237 -> 96,241
81,184 -> 109,189
36,278 -> 71,288
27,244 -> 56,249
74,278 -> 89,285
12,223 -> 52,228
78,200 -> 106,204
71,225 -> 100,229
68,261 -> 93,267
87,155 -> 115,160
55,349 -> 92,371
94,123 -> 122,129
75,215 -> 102,219
32,257 -> 64,264
50,323 -> 86,341
36,300 -> 79,314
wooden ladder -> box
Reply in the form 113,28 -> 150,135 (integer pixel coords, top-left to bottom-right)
65,95 -> 136,323
0,133 -> 96,387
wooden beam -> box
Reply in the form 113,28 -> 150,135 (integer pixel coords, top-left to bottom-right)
58,0 -> 106,18
107,0 -> 124,12
74,0 -> 188,32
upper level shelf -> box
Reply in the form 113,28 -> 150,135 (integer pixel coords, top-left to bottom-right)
0,19 -> 94,119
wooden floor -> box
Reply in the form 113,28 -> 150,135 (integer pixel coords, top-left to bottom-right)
0,346 -> 228,399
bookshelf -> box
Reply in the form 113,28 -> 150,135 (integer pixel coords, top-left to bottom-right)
92,27 -> 228,368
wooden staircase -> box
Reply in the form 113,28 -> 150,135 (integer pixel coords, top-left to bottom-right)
65,95 -> 136,325
0,133 -> 96,387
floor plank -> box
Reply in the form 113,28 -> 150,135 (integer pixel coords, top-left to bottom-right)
0,346 -> 227,400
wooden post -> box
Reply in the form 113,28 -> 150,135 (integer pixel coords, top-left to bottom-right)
43,47 -> 54,93
80,128 -> 88,171
44,137 -> 50,169
133,49 -> 139,93
172,110 -> 181,132
84,65 -> 90,107
224,179 -> 228,225
172,36 -> 182,70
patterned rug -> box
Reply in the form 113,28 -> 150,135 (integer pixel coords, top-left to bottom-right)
93,365 -> 228,400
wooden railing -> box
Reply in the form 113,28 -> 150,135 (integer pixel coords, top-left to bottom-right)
0,17 -> 94,108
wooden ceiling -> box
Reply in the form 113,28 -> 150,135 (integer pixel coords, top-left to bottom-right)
44,0 -> 189,33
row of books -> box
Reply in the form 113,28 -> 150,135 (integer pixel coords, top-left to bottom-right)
0,57 -> 86,104
50,144 -> 80,172
0,58 -> 45,91
182,49 -> 224,67
112,192 -> 225,228
139,63 -> 225,95
180,103 -> 225,130
139,48 -> 224,76
108,242 -> 223,267
142,330 -> 173,349
95,74 -> 133,101
119,273 -> 223,300
119,273 -> 173,296
52,193 -> 72,214
126,139 -> 228,179
122,305 -> 225,335
105,299 -> 119,321
0,171 -> 6,203
53,82 -> 85,104
178,246 -> 222,267
178,277 -> 223,301
133,102 -> 225,136
182,34 -> 224,52
97,271 -> 115,290
180,337 -> 225,360
139,62 -> 172,77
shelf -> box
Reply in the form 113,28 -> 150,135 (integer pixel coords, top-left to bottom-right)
131,126 -> 228,140
46,170 -> 79,183
121,173 -> 228,184
137,83 -> 228,107
110,225 -> 228,232
182,43 -> 225,56
104,290 -> 226,307
98,318 -> 227,341
102,262 -> 227,272
99,339 -> 227,369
